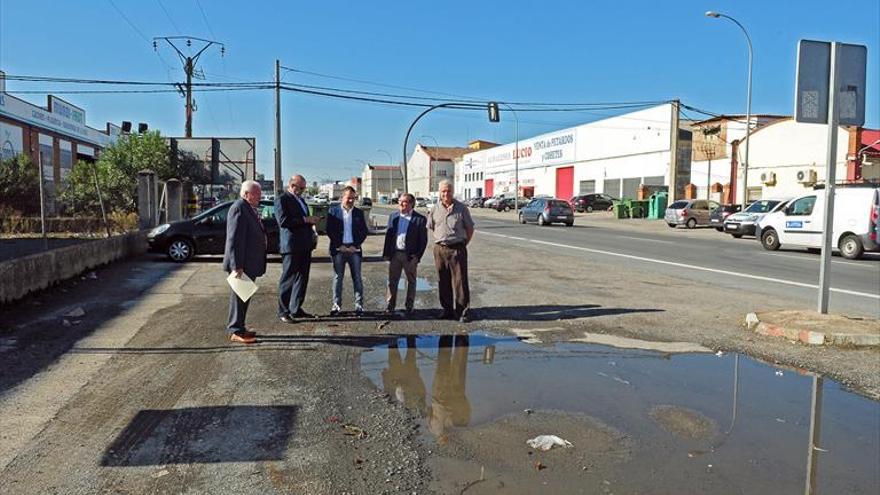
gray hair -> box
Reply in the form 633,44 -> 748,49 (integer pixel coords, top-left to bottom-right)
239,180 -> 261,198
438,179 -> 453,191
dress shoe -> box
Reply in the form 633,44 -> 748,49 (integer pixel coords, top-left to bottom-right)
229,332 -> 256,344
438,311 -> 455,320
294,310 -> 316,319
354,306 -> 364,317
279,314 -> 295,324
242,329 -> 258,338
329,305 -> 341,317
459,314 -> 471,323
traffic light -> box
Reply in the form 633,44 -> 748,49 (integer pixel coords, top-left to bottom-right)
488,102 -> 500,123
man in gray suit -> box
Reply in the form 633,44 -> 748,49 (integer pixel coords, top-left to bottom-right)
275,174 -> 320,323
223,180 -> 267,344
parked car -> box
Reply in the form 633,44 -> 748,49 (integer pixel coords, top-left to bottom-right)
494,197 -> 529,212
359,197 -> 373,207
518,198 -> 574,226
709,204 -> 743,231
723,199 -> 788,238
570,193 -> 616,213
415,197 -> 428,207
148,200 -> 281,262
664,199 -> 720,229
756,186 -> 880,260
483,195 -> 504,209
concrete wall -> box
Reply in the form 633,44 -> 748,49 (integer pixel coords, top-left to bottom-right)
0,231 -> 147,304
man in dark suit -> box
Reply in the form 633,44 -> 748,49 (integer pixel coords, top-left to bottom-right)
275,174 -> 320,323
383,193 -> 428,316
223,180 -> 267,344
326,186 -> 369,315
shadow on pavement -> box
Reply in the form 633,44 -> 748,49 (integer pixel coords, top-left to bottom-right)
101,405 -> 297,466
0,258 -> 184,396
306,305 -> 663,323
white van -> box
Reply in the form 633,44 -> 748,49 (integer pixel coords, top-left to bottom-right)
756,186 -> 880,259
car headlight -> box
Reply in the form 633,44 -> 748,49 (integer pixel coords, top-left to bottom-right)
150,224 -> 170,236
747,214 -> 760,222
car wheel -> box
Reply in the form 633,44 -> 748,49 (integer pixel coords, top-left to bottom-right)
667,223 -> 676,228
537,214 -> 546,226
565,221 -> 574,227
686,218 -> 697,229
839,234 -> 864,260
761,228 -> 781,251
715,227 -> 723,232
504,206 -> 511,212
586,205 -> 593,212
519,213 -> 526,224
167,238 -> 194,262
731,234 -> 743,239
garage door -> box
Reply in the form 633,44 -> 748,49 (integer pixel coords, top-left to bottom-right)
555,166 -> 574,200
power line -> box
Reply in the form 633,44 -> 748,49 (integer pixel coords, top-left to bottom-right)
155,0 -> 183,37
106,0 -> 176,74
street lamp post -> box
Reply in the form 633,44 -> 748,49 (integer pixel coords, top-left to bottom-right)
494,103 -> 519,215
706,11 -> 753,209
377,149 -> 393,200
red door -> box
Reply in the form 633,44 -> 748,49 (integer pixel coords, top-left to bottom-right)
485,178 -> 494,197
555,166 -> 574,200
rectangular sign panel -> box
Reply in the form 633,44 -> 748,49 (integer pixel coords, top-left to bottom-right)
835,43 -> 867,126
795,40 -> 831,124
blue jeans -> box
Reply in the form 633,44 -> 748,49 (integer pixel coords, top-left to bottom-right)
332,250 -> 363,308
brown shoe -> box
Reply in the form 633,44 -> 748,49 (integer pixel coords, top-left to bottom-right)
230,332 -> 256,344
242,329 -> 257,338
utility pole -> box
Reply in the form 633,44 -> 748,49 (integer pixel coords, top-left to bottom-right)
668,99 -> 681,200
275,59 -> 282,195
154,36 -> 225,137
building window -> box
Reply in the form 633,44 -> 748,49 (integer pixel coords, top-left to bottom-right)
579,180 -> 596,194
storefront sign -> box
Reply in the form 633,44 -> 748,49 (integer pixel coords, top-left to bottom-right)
0,93 -> 110,146
49,96 -> 86,125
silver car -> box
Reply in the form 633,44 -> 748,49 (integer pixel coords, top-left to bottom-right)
723,199 -> 789,238
665,199 -> 720,229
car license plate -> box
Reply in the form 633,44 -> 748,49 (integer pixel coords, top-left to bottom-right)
728,223 -> 739,230
558,216 -> 568,219
711,218 -> 720,223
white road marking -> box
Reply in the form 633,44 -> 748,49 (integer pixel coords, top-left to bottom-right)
762,252 -> 875,268
480,231 -> 880,301
617,235 -> 675,245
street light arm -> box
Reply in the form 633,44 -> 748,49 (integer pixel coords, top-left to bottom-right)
402,103 -> 466,195
497,102 -> 521,212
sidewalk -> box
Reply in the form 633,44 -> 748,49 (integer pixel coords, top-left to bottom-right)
747,310 -> 880,347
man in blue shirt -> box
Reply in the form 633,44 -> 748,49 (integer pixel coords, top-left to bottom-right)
326,186 -> 369,315
382,193 -> 428,316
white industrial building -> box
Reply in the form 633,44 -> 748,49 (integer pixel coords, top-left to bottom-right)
457,103 -> 690,201
405,144 -> 469,198
743,119 -> 853,199
361,164 -> 404,200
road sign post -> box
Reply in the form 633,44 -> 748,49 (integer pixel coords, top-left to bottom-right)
795,40 -> 867,314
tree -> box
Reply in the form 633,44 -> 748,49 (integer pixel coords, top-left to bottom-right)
0,154 -> 40,215
60,130 -> 197,215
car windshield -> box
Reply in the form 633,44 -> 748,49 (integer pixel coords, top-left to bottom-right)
550,200 -> 571,209
192,201 -> 233,221
745,200 -> 781,213
669,201 -> 689,209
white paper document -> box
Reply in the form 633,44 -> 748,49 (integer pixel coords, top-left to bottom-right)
227,272 -> 258,302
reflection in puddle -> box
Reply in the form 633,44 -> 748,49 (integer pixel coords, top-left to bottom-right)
360,333 -> 880,494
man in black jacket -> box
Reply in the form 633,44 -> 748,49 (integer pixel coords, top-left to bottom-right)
326,186 -> 369,315
223,180 -> 267,344
274,175 -> 320,323
382,193 -> 428,316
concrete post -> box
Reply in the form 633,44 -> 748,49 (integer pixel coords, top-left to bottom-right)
165,179 -> 183,222
137,170 -> 158,229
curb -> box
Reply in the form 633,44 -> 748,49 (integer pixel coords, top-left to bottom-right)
746,312 -> 880,347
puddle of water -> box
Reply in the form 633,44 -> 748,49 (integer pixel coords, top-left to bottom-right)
397,277 -> 432,292
359,333 -> 880,494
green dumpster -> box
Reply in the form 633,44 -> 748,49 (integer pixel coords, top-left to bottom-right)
307,203 -> 330,234
630,200 -> 649,218
648,191 -> 668,219
612,200 -> 630,219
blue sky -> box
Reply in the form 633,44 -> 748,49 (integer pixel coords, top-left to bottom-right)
1,0 -> 878,182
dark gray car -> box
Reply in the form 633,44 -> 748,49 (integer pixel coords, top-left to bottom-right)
519,198 -> 574,226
